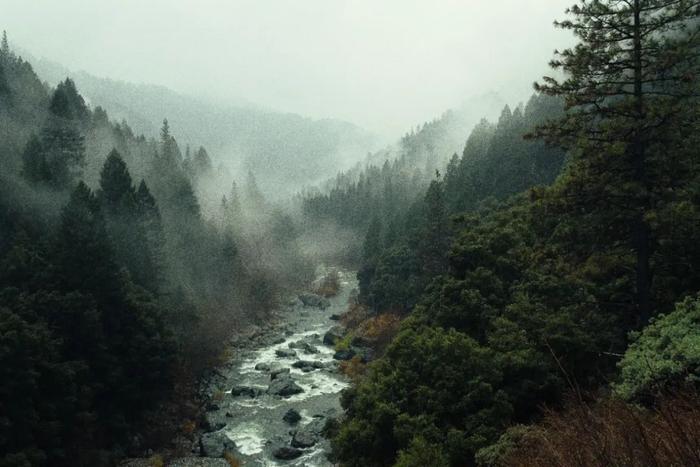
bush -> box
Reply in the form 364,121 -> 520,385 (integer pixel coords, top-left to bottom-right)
616,295 -> 700,400
395,436 -> 450,467
339,355 -> 367,381
357,312 -> 402,352
507,392 -> 700,467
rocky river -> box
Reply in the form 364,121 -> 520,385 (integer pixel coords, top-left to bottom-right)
193,270 -> 356,466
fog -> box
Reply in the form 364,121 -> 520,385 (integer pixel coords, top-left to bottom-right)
2,0 -> 573,137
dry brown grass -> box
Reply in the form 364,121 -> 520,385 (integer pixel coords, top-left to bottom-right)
507,392 -> 700,467
224,452 -> 242,467
339,355 -> 367,381
356,312 -> 402,353
341,303 -> 372,329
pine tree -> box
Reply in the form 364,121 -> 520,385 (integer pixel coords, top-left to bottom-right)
534,0 -> 700,325
193,146 -> 212,176
21,134 -> 49,184
245,170 -> 266,211
99,149 -> 134,210
420,176 -> 450,277
0,63 -> 10,99
49,79 -> 88,121
55,182 -> 119,301
0,31 -> 9,58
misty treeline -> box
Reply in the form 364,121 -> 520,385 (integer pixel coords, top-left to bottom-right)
0,33 -> 314,466
299,1 -> 700,466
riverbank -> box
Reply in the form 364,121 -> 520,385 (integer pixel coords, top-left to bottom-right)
124,269 -> 356,466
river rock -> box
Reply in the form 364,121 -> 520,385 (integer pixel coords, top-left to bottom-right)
292,360 -> 325,372
288,340 -> 319,354
291,428 -> 318,448
329,313 -> 341,321
298,293 -> 331,309
283,408 -> 302,424
255,362 -> 271,372
272,446 -> 303,460
169,458 -> 230,467
270,367 -> 290,380
203,412 -> 226,432
323,326 -> 345,346
268,375 -> 304,397
231,385 -> 262,398
199,430 -> 236,457
275,348 -> 297,358
333,349 -> 356,361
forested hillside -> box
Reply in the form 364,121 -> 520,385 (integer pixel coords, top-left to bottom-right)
29,56 -> 378,198
5,0 -> 700,465
312,2 -> 700,466
0,34 -> 314,465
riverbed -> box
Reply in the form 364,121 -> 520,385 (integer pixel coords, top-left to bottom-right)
199,270 -> 355,466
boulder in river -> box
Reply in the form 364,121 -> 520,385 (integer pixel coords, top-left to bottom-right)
291,428 -> 318,448
273,446 -> 303,460
275,348 -> 297,358
288,340 -> 319,354
199,430 -> 236,458
169,458 -> 230,467
230,385 -> 262,398
270,367 -> 291,380
292,360 -> 325,372
283,408 -> 302,425
255,362 -> 271,372
268,375 -> 304,397
323,326 -> 345,346
298,293 -> 331,309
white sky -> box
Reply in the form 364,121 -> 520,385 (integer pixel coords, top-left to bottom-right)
2,0 -> 574,137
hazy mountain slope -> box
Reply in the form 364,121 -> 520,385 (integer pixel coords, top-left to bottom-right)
29,56 -> 379,197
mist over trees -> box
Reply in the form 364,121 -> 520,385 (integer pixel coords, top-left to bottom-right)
4,0 -> 700,465
315,2 -> 700,466
0,35 -> 315,465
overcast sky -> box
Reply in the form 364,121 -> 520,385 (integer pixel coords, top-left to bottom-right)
2,0 -> 574,137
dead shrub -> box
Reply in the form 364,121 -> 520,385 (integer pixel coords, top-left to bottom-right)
224,452 -> 242,467
339,355 -> 367,382
358,313 -> 401,350
341,302 -> 371,330
507,391 -> 700,467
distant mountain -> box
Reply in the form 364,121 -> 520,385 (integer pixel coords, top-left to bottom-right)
28,56 -> 379,198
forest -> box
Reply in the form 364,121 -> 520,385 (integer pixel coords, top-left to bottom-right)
3,0 -> 700,466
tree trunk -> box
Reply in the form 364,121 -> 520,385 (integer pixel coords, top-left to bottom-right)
632,0 -> 653,326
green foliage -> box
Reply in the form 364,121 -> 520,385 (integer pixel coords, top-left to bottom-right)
395,436 -> 450,467
0,35 -> 301,465
333,326 -> 513,465
616,295 -> 700,400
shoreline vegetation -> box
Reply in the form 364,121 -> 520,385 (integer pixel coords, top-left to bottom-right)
4,0 -> 700,465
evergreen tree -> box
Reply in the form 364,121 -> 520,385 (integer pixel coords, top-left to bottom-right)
99,149 -> 134,209
49,79 -> 88,122
420,176 -> 450,277
0,30 -> 10,58
135,180 -> 166,292
246,170 -> 266,211
55,182 -> 120,304
21,134 -> 49,184
193,146 -> 212,176
0,63 -> 10,100
534,0 -> 700,324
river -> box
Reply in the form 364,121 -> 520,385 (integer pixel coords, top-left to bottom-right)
198,270 -> 355,466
